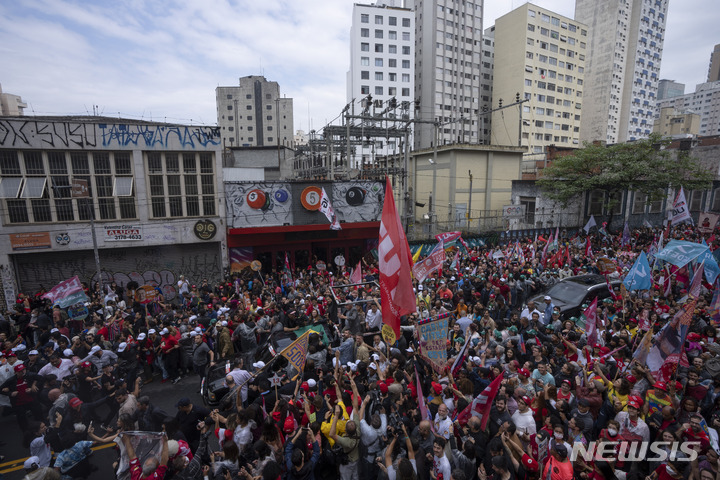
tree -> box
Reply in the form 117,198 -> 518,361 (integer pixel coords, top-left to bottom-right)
537,134 -> 713,226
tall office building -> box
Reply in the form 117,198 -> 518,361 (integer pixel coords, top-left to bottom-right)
412,0 -> 484,149
491,4 -> 587,159
216,76 -> 294,148
576,0 -> 669,144
708,44 -> 720,83
657,79 -> 685,100
479,27 -> 495,144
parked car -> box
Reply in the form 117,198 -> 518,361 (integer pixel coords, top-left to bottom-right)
530,274 -> 621,320
201,362 -> 232,407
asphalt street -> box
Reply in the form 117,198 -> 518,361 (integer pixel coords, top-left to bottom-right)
0,372 -> 218,480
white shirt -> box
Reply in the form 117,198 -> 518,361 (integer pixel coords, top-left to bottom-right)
433,413 -> 452,439
433,454 -> 452,480
365,308 -> 383,330
38,358 -> 75,380
511,409 -> 537,436
228,368 -> 253,403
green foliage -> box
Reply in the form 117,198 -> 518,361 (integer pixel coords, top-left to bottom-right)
537,134 -> 713,207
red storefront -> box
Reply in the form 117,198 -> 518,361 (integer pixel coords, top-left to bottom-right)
228,221 -> 380,273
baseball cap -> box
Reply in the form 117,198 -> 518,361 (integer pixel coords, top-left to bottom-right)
627,396 -> 642,409
518,368 -> 530,377
189,331 -> 198,337
14,364 -> 26,372
63,348 -> 74,357
28,350 -> 39,356
175,397 -> 191,408
24,457 -> 40,470
521,454 -> 539,472
137,333 -> 147,340
117,342 -> 127,352
220,321 -> 228,327
520,396 -> 533,406
554,444 -> 568,459
653,381 -> 667,391
69,397 -> 83,408
544,295 -> 552,300
378,383 -> 389,394
148,329 -> 156,334
307,379 -> 317,388
160,328 -> 169,335
252,361 -> 265,369
90,345 -> 101,354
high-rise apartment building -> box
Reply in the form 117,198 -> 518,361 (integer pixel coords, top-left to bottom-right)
479,27 -> 494,144
412,0 -> 484,149
576,0 -> 669,144
491,4 -> 586,159
347,2 -> 415,107
656,81 -> 720,136
708,44 -> 720,83
657,79 -> 685,100
216,76 -> 294,148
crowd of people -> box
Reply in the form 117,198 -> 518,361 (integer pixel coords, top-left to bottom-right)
1,222 -> 720,480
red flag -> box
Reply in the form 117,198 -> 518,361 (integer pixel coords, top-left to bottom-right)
584,297 -> 598,345
379,177 -> 416,337
462,373 -> 504,430
350,260 -> 362,284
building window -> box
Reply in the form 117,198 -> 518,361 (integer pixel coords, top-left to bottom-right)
402,60 -> 410,68
632,192 -> 647,215
147,152 -> 215,219
361,14 -> 369,23
361,43 -> 369,51
689,190 -> 703,211
402,46 -> 410,55
389,45 -> 397,54
389,16 -> 397,26
389,31 -> 397,40
0,150 -> 138,224
519,196 -> 536,225
375,15 -> 383,24
375,72 -> 383,80
361,57 -> 369,66
361,86 -> 370,94
375,29 -> 383,39
361,28 -> 369,37
375,58 -> 383,67
361,71 -> 369,79
588,190 -> 605,216
401,88 -> 410,96
375,86 -> 383,95
375,44 -> 383,52
389,59 -> 397,67
402,18 -> 410,27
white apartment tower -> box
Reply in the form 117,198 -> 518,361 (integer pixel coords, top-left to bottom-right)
575,0 -> 669,144
347,2 -> 415,106
216,76 -> 294,148
491,4 -> 587,159
412,0 -> 485,149
656,81 -> 720,137
479,27 -> 494,145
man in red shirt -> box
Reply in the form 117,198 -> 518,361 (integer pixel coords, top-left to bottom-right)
123,433 -> 168,480
0,363 -> 43,429
159,329 -> 181,384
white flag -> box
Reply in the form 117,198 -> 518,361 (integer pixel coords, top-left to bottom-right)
319,188 -> 341,230
583,215 -> 597,234
671,187 -> 692,226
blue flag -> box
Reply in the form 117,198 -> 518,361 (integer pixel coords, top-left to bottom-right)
655,240 -> 709,268
623,251 -> 652,291
698,240 -> 720,283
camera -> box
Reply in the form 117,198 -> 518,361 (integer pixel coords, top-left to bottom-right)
388,412 -> 404,433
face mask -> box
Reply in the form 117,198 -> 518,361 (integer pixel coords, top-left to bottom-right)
607,428 -> 618,437
554,432 -> 564,439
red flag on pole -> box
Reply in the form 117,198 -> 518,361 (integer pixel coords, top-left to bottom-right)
350,260 -> 363,284
457,373 -> 504,429
378,177 -> 416,337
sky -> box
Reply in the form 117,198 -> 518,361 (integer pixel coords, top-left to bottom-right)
1,0 -> 718,132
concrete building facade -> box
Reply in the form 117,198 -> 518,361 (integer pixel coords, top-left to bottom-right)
412,0 -> 484,149
491,3 -> 586,161
652,107 -> 700,138
657,79 -> 685,100
216,76 -> 294,149
0,84 -> 27,116
656,81 -> 720,137
0,116 -> 225,309
576,0 -> 669,144
479,27 -> 495,144
708,44 -> 720,83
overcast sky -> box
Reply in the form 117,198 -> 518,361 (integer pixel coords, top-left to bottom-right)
1,0 -> 717,132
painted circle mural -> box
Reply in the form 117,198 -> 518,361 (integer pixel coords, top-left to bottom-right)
301,186 -> 323,211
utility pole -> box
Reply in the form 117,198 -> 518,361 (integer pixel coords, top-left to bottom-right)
432,121 -> 438,236
68,179 -> 104,304
468,170 -> 473,231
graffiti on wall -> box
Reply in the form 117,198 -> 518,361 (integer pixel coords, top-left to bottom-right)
226,182 -> 293,228
225,181 -> 383,228
14,245 -> 221,302
0,119 -> 220,150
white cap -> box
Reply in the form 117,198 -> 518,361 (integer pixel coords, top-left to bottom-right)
189,331 -> 198,337
472,356 -> 482,365
450,276 -> 455,281
137,333 -> 147,340
90,345 -> 101,354
24,456 -> 40,470
252,361 -> 265,369
28,350 -> 39,355
405,346 -> 414,353
63,348 -> 74,357
117,342 -> 127,352
369,362 -> 378,370
189,315 -> 198,322
307,378 -> 317,388
347,362 -> 358,372
51,328 -> 59,333
418,285 -> 424,291
371,353 -> 380,361
160,328 -> 169,335
194,327 -> 202,333
220,321 -> 228,327
544,295 -> 552,300
148,329 -> 157,334
318,296 -> 324,301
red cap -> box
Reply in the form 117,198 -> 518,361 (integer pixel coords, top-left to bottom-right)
283,416 -> 295,434
675,381 -> 683,391
520,396 -> 533,406
13,364 -> 25,372
626,375 -> 637,384
379,383 -> 389,395
69,397 -> 83,408
521,454 -> 539,472
432,382 -> 443,395
653,381 -> 667,392
301,382 -> 310,393
627,395 -> 643,409
518,368 -> 530,377
81,361 -> 92,368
